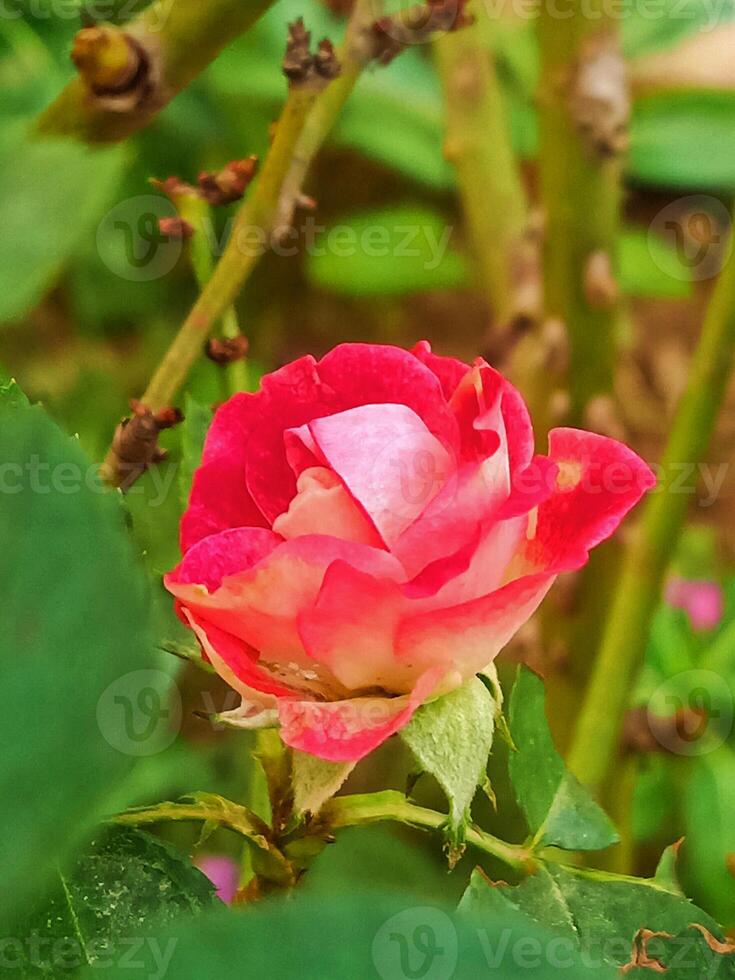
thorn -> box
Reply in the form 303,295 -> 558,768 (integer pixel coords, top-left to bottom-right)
205,335 -> 250,365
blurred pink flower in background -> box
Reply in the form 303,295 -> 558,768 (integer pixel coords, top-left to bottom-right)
195,854 -> 240,904
665,576 -> 725,631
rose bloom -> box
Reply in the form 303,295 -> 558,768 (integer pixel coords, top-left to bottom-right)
166,343 -> 654,762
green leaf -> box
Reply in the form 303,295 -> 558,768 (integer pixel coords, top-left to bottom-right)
305,205 -> 468,298
81,886 -> 614,978
654,839 -> 684,895
683,747 -> 735,924
401,678 -> 497,847
13,828 -> 218,976
291,752 -> 355,817
0,399 -> 154,926
630,92 -> 735,191
178,394 -> 213,508
460,863 -> 727,976
508,667 -> 619,851
0,375 -> 30,409
0,132 -> 126,323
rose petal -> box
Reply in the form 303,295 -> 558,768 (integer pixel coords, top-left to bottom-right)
277,667 -> 447,763
519,427 -> 657,574
300,404 -> 454,548
299,561 -> 417,693
396,571 -> 556,681
167,535 -> 404,671
273,467 -> 383,547
184,610 -> 294,698
411,340 -> 470,400
181,393 -> 269,552
170,527 -> 282,593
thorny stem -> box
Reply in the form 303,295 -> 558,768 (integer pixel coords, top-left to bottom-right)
537,6 -> 626,421
323,794 -> 537,873
36,0 -> 277,143
568,223 -> 735,794
100,78 -> 319,484
433,4 -> 529,327
175,194 -> 249,397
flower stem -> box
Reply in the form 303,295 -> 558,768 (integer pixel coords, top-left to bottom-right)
433,6 -> 529,325
36,0 -> 276,143
568,226 -> 735,794
176,194 -> 248,396
537,9 -> 625,420
323,793 -> 536,873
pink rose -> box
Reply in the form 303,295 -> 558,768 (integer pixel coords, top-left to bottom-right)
166,342 -> 655,762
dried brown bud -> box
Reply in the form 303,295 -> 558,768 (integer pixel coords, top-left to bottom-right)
150,175 -> 199,200
197,157 -> 259,206
283,18 -> 341,85
109,400 -> 183,490
205,336 -> 250,365
158,216 -> 194,239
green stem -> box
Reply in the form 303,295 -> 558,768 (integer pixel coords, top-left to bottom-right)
176,194 -> 248,396
568,227 -> 735,793
537,9 -> 623,420
433,6 -> 528,325
36,0 -> 276,143
323,793 -> 536,873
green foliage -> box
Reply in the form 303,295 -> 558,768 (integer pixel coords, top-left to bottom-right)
305,205 -> 468,297
80,886 -> 615,978
684,748 -> 735,925
619,228 -> 693,299
178,395 -> 213,508
401,678 -> 497,845
12,828 -> 217,976
508,667 -> 619,850
0,131 -> 126,323
0,390 -> 154,927
460,865 -> 734,978
291,751 -> 355,816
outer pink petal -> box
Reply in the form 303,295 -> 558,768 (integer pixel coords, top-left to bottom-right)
299,561 -> 417,693
170,527 -> 282,593
396,572 -> 556,681
166,535 -> 404,669
520,427 -> 657,573
185,610 -> 296,698
277,667 -> 447,763
301,404 -> 454,548
410,340 -> 470,400
181,393 -> 269,551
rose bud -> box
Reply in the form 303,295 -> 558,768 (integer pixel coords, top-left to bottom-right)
166,342 -> 655,763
